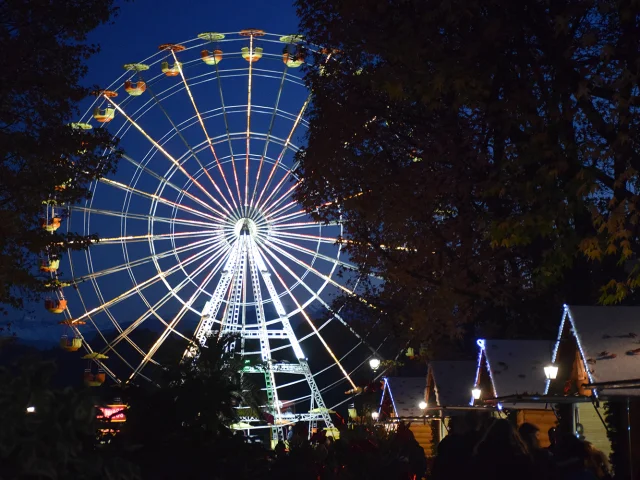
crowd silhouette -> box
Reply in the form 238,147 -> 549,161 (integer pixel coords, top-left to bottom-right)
431,414 -> 611,480
228,413 -> 612,480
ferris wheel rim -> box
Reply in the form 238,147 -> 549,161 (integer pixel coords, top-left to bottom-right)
60,32 -> 381,411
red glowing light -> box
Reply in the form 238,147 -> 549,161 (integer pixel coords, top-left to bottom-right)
96,404 -> 127,422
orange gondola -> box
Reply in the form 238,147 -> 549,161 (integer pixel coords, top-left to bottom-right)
92,107 -> 115,123
40,216 -> 62,232
82,353 -> 108,387
84,369 -> 106,387
45,298 -> 67,314
124,80 -> 146,96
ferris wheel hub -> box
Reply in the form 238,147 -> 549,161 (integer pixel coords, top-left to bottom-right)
234,217 -> 258,238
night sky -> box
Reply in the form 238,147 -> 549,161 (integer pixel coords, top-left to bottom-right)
84,0 -> 299,88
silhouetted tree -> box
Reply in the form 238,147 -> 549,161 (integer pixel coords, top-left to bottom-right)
113,336 -> 267,480
0,0 -> 122,310
294,0 -> 640,340
0,355 -> 138,479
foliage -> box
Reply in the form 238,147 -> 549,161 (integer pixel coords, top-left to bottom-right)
0,354 -> 138,479
111,336 -> 266,479
0,0 -> 122,310
294,0 -> 640,340
604,400 -> 629,479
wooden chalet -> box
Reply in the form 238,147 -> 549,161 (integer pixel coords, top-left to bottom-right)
474,338 -> 558,446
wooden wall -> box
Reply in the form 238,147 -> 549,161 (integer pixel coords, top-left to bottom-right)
410,420 -> 436,457
516,409 -> 558,448
577,402 -> 612,458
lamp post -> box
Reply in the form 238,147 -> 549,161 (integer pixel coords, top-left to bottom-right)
471,387 -> 481,401
544,364 -> 559,380
369,357 -> 381,372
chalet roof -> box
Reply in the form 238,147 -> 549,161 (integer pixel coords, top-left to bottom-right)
384,376 -> 426,417
428,361 -> 476,407
483,339 -> 553,397
559,306 -> 640,396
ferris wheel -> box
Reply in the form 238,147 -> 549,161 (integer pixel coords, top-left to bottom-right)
41,30 -> 382,437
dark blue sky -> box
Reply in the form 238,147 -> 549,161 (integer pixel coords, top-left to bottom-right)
85,0 -> 300,89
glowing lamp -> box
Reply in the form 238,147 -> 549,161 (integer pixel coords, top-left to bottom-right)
371,411 -> 379,420
369,358 -> 381,371
544,364 -> 559,380
471,387 -> 481,400
418,401 -> 427,410
26,406 -> 35,413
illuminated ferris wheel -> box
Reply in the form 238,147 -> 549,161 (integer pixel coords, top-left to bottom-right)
40,30 -> 381,436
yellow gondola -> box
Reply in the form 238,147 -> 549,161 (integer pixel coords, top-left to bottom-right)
60,335 -> 82,352
241,47 -> 263,63
201,49 -> 223,65
39,258 -> 60,273
283,51 -> 304,68
161,61 -> 182,77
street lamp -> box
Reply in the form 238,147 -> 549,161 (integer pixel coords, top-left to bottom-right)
369,357 -> 381,371
418,401 -> 427,410
471,387 -> 481,400
371,411 -> 379,420
26,406 -> 35,413
544,364 -> 559,380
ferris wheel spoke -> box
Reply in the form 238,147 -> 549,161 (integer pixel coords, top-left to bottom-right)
262,238 -> 368,304
134,71 -> 238,214
121,154 -> 226,218
127,242 -> 228,380
68,205 -> 220,229
93,230 -> 222,245
106,244 -> 231,354
269,231 -> 337,245
208,42 -> 237,201
256,243 -> 357,390
263,199 -> 299,221
255,95 -> 311,210
72,235 -> 223,284
272,221 -> 341,231
249,59 -> 289,209
258,243 -> 378,391
170,51 -> 241,211
267,197 -> 342,225
106,95 -> 234,216
98,177 -> 225,224
83,237 -> 228,336
269,208 -> 312,225
243,34 -> 256,211
105,245 -> 228,357
261,180 -> 299,218
266,235 -> 356,270
68,238 -> 226,325
82,238 -> 228,359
